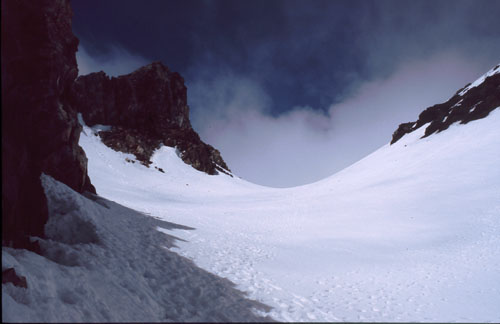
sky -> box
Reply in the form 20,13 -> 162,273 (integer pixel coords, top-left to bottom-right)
72,0 -> 500,187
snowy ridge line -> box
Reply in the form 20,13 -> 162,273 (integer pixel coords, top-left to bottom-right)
391,63 -> 500,145
459,63 -> 500,96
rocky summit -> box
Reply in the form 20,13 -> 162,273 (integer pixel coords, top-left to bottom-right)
71,63 -> 231,176
391,64 -> 500,144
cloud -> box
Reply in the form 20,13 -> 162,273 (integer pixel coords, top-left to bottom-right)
189,52 -> 492,187
71,1 -> 500,188
76,45 -> 149,77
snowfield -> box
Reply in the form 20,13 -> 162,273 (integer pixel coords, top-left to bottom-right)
2,175 -> 271,322
3,107 -> 500,322
89,108 -> 499,322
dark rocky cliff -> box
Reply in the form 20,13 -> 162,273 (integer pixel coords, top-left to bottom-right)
71,64 -> 231,176
2,0 -> 231,250
391,65 -> 500,144
2,0 -> 95,250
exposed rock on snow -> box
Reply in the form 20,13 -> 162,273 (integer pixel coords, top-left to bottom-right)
1,0 -> 95,249
2,175 -> 272,322
71,63 -> 231,175
391,64 -> 500,144
2,268 -> 27,289
98,126 -> 163,166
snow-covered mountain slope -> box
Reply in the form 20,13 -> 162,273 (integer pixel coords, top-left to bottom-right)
391,63 -> 500,144
4,106 -> 498,322
75,107 -> 500,322
2,175 -> 271,322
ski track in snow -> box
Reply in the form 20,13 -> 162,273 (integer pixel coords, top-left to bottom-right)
69,108 -> 500,322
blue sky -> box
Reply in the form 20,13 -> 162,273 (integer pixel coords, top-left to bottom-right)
72,0 -> 500,187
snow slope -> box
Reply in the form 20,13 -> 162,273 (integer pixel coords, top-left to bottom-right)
3,123 -> 274,323
2,174 -> 271,322
3,107 -> 499,322
75,108 -> 500,322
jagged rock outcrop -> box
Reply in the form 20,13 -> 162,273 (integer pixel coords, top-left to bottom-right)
71,63 -> 231,175
391,65 -> 500,144
1,0 -> 95,250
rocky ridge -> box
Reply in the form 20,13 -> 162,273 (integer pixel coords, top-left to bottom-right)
391,64 -> 500,144
71,64 -> 231,176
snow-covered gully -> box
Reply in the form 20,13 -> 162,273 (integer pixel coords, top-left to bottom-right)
76,108 -> 500,322
3,98 -> 499,321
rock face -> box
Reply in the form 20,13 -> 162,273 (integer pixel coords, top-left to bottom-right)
1,0 -> 95,250
71,63 -> 231,175
2,0 -> 230,250
391,65 -> 500,144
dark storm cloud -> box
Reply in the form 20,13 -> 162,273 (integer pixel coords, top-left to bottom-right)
189,54 -> 489,187
72,0 -> 500,187
72,0 -> 500,110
